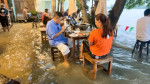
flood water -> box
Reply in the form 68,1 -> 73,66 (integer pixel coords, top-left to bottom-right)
0,9 -> 150,84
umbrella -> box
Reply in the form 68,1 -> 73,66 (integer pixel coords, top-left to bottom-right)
95,0 -> 107,15
69,0 -> 77,16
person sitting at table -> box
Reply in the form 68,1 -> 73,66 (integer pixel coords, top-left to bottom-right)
80,13 -> 114,59
42,8 -> 51,27
46,12 -> 72,68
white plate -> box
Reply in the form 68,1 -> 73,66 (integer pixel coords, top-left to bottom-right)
69,33 -> 78,37
74,31 -> 80,33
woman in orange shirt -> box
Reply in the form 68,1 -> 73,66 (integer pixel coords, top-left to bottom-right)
80,13 -> 113,59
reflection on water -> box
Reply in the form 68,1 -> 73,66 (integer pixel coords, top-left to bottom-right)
0,23 -> 150,84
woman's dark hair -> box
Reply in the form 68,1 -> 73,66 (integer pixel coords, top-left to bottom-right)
144,9 -> 150,16
95,13 -> 113,38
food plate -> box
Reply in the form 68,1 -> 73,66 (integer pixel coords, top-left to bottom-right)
69,33 -> 78,37
78,33 -> 85,36
74,31 -> 80,33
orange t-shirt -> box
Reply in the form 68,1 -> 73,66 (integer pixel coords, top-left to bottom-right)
88,29 -> 113,56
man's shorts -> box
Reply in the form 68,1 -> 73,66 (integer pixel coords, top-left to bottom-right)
56,38 -> 73,55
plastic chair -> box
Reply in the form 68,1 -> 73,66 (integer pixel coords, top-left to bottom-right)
132,40 -> 149,58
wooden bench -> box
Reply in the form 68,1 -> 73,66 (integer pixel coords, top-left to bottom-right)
41,30 -> 47,41
83,53 -> 113,79
39,28 -> 47,42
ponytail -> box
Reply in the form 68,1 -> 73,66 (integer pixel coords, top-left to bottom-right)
95,13 -> 113,38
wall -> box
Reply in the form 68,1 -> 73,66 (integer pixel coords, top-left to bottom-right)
36,0 -> 51,12
14,0 -> 35,14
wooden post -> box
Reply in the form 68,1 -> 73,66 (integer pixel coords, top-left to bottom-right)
4,0 -> 9,9
35,0 -> 38,12
51,0 -> 56,14
93,63 -> 97,79
12,0 -> 16,21
0,0 -> 1,6
57,0 -> 60,12
108,61 -> 112,75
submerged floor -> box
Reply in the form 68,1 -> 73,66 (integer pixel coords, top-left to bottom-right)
0,23 -> 150,84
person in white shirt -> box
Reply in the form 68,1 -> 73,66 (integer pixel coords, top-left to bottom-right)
136,9 -> 150,42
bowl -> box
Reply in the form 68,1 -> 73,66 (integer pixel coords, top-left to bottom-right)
77,24 -> 90,30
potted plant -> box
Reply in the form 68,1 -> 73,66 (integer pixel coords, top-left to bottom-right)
31,10 -> 37,16
29,10 -> 38,21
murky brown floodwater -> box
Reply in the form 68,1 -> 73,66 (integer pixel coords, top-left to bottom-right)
0,23 -> 150,84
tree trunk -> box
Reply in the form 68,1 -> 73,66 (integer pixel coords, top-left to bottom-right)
79,0 -> 89,23
57,0 -> 60,12
60,1 -> 64,14
51,0 -> 56,14
108,0 -> 127,29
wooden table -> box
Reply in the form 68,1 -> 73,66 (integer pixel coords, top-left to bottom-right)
71,36 -> 88,62
65,32 -> 89,62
